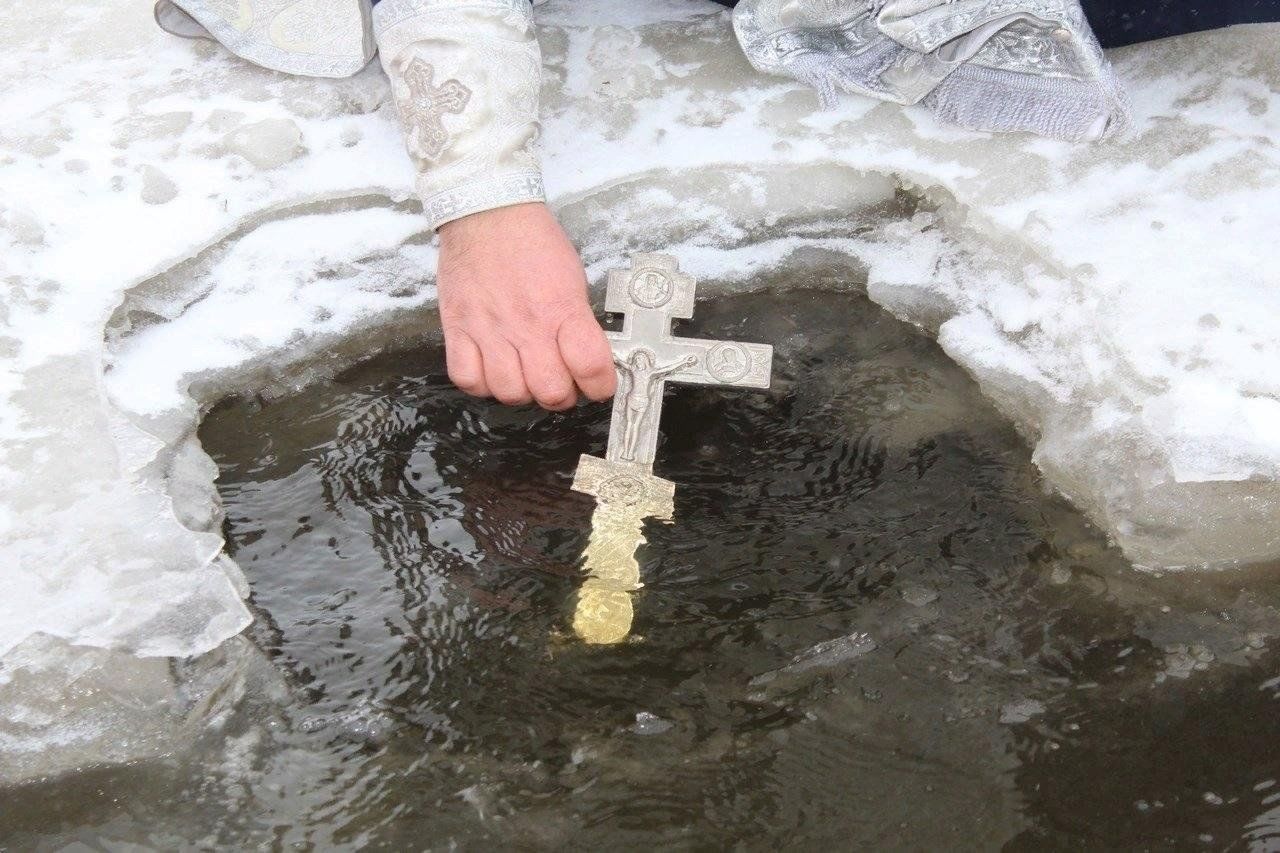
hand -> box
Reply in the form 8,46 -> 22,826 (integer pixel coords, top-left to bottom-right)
435,203 -> 615,409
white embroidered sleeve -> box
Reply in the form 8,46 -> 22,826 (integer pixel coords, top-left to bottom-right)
373,0 -> 545,230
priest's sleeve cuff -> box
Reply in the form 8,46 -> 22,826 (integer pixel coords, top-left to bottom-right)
373,0 -> 547,230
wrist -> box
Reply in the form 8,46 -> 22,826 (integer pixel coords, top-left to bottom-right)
437,201 -> 547,245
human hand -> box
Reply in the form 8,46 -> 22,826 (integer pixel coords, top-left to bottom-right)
435,203 -> 615,409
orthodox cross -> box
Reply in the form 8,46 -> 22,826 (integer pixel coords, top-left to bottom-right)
571,254 -> 773,519
396,57 -> 471,161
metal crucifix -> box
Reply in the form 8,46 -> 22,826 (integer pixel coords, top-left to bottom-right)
572,253 -> 773,518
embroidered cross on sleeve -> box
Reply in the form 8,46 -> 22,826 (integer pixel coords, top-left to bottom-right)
397,57 -> 471,162
373,0 -> 546,229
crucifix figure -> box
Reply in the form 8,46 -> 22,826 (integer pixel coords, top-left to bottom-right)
614,350 -> 698,462
569,254 -> 773,644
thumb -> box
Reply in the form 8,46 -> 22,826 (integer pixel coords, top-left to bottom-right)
557,308 -> 616,402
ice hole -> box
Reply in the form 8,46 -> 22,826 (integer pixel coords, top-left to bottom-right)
7,287 -> 1278,848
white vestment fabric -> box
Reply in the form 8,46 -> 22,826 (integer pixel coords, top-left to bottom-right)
372,0 -> 545,229
154,0 -> 1128,228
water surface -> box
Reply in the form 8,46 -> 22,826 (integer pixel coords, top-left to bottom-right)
4,289 -> 1280,849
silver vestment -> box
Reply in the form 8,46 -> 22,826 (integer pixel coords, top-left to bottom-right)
154,0 -> 1129,227
734,0 -> 1128,141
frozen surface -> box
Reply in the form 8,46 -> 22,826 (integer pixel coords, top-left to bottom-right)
0,634 -> 269,786
1,0 -> 1278,779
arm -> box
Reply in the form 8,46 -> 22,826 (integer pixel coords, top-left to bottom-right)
653,355 -> 698,380
611,353 -> 631,396
375,0 -> 614,409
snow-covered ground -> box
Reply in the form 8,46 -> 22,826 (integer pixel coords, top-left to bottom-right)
1,0 -> 1277,781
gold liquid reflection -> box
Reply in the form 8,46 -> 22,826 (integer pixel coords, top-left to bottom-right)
573,506 -> 645,644
570,454 -> 674,645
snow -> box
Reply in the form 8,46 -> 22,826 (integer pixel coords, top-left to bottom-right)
1,0 -> 1278,781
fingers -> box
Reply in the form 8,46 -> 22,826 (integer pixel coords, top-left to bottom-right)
481,337 -> 533,406
435,201 -> 612,409
445,331 -> 490,398
518,343 -> 578,411
447,314 -> 612,409
557,308 -> 616,402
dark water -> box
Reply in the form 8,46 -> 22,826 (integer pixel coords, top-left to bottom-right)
5,290 -> 1280,850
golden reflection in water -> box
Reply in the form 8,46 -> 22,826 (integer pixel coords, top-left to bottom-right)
571,454 -> 674,645
573,505 -> 645,644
